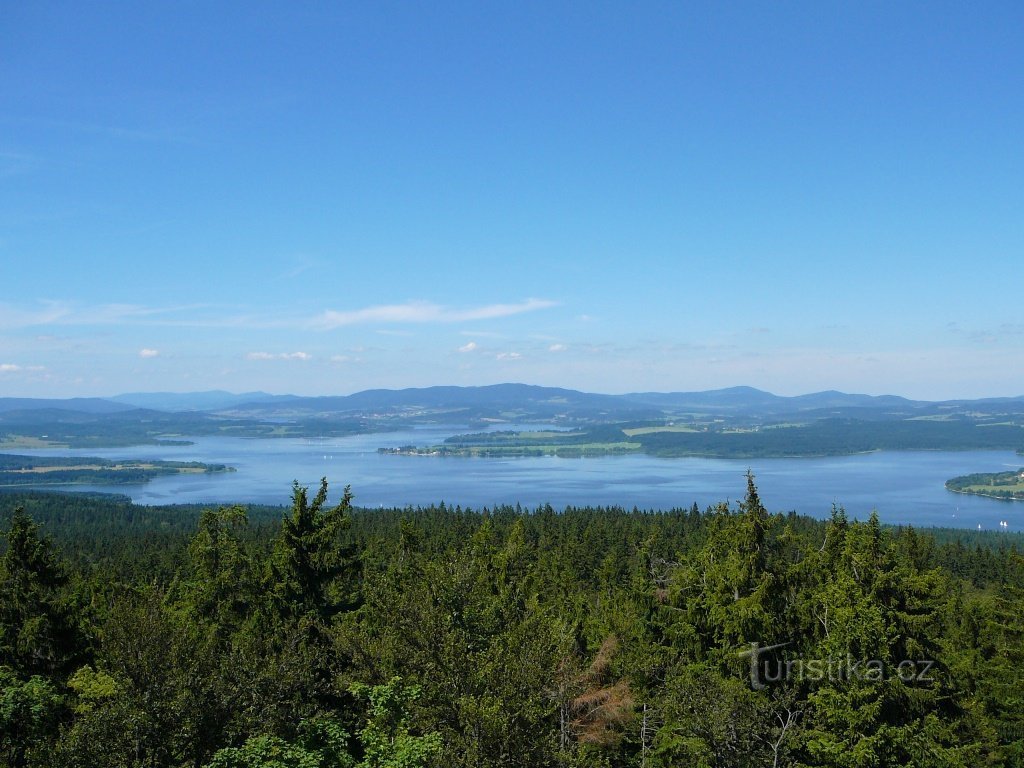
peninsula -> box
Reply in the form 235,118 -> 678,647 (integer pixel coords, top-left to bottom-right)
946,468 -> 1024,501
0,453 -> 234,487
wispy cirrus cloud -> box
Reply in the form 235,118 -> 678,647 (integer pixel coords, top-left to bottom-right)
0,301 -> 223,329
281,254 -> 321,280
0,298 -> 558,333
139,348 -> 160,358
0,363 -> 45,373
947,322 -> 1024,346
312,299 -> 556,330
247,351 -> 312,361
0,301 -> 72,328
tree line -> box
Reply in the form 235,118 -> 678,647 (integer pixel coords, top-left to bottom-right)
1,477 -> 1022,767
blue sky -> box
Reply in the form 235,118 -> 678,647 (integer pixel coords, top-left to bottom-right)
2,2 -> 1022,399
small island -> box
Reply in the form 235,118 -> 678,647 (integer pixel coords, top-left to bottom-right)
946,468 -> 1024,501
0,453 -> 234,487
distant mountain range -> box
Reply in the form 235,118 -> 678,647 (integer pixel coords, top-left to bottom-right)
109,390 -> 285,412
4,384 -> 1024,454
3,384 -> 1023,420
619,386 -> 917,414
0,397 -> 138,415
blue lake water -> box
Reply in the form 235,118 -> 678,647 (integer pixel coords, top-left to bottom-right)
10,426 -> 1024,531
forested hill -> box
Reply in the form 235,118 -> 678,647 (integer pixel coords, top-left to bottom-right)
1,482 -> 1022,767
7,384 -> 1024,420
5,384 -> 1024,454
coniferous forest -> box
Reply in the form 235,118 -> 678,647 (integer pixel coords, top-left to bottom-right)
1,478 -> 1023,768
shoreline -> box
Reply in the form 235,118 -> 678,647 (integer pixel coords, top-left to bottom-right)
945,486 -> 1024,503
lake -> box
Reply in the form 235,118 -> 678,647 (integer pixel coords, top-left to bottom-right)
9,425 -> 1024,532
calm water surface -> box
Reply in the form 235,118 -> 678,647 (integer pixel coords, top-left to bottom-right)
13,426 -> 1024,532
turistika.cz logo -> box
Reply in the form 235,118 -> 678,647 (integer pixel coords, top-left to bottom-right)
739,641 -> 936,690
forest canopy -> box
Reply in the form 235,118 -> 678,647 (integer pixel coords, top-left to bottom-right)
1,479 -> 1023,767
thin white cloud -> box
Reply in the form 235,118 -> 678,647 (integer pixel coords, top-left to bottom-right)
312,299 -> 556,330
0,298 -> 557,335
0,363 -> 45,373
247,351 -> 312,361
0,301 -> 223,329
458,341 -> 478,353
0,301 -> 71,328
139,348 -> 160,358
281,254 -> 319,279
496,351 -> 523,360
548,343 -> 567,352
80,302 -> 244,326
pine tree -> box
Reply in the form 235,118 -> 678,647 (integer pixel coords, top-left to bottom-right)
0,508 -> 83,679
188,505 -> 254,635
270,479 -> 359,623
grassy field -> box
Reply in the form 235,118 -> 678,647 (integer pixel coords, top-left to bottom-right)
0,434 -> 67,449
960,480 -> 1024,494
621,425 -> 700,436
495,430 -> 579,439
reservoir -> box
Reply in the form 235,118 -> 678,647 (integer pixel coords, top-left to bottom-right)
9,426 -> 1024,532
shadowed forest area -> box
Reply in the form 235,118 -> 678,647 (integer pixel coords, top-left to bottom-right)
1,478 -> 1023,767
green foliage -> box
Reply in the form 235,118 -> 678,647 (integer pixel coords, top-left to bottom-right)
271,479 -> 358,623
202,680 -> 442,768
0,480 -> 1022,767
66,665 -> 118,714
350,518 -> 563,767
188,505 -> 254,633
351,678 -> 442,768
649,664 -> 767,768
0,508 -> 83,680
0,666 -> 62,768
205,716 -> 355,768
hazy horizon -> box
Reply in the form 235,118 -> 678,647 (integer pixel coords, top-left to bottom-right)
6,381 -> 1024,405
3,4 -> 1022,401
